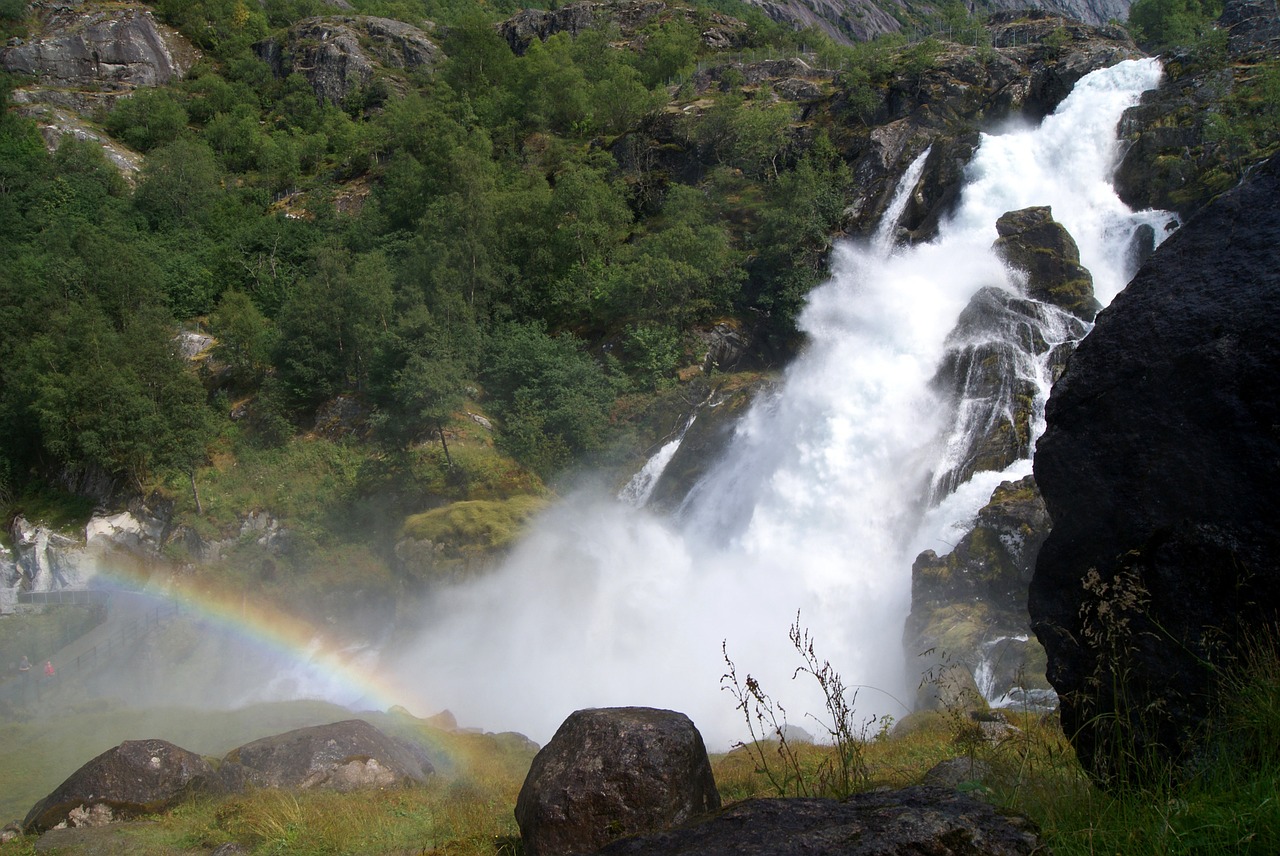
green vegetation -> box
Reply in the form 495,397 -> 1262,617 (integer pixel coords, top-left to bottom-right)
3,640 -> 1278,854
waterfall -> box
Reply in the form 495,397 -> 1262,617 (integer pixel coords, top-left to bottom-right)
618,414 -> 698,508
394,59 -> 1174,748
872,147 -> 931,254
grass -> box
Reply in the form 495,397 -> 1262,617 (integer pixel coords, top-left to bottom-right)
1,690 -> 1278,854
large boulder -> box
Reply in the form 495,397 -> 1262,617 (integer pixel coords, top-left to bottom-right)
23,740 -> 221,833
994,206 -> 1100,321
514,707 -> 720,856
1030,151 -> 1280,783
592,788 -> 1041,855
221,719 -> 433,792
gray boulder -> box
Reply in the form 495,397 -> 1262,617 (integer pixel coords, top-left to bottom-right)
514,707 -> 720,856
23,739 -> 221,833
1030,151 -> 1280,783
222,719 -> 433,792
592,788 -> 1041,855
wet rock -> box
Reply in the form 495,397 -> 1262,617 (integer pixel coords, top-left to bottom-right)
1030,151 -> 1280,784
222,720 -> 433,792
514,707 -> 720,856
907,477 -> 1055,706
994,206 -> 1100,320
592,787 -> 1041,855
644,376 -> 771,512
23,739 -> 221,833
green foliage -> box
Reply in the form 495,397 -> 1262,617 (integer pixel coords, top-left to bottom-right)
103,89 -> 190,152
482,322 -> 620,476
209,289 -> 273,386
400,495 -> 546,553
1126,0 -> 1223,53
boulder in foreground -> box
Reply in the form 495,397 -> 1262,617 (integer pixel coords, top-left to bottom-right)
515,707 -> 720,856
594,787 -> 1041,855
221,719 -> 432,792
23,739 -> 220,833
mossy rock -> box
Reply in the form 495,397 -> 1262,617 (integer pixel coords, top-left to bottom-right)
400,495 -> 547,552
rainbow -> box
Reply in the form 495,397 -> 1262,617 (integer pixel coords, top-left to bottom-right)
86,561 -> 429,719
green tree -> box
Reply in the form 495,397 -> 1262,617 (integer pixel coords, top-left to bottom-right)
133,138 -> 222,229
482,321 -> 619,476
104,88 -> 190,152
209,289 -> 272,386
273,247 -> 393,411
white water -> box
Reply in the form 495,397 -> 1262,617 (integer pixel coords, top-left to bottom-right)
391,59 -> 1175,748
618,414 -> 698,507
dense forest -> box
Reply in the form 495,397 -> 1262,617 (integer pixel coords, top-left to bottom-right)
1,0 -> 1274,622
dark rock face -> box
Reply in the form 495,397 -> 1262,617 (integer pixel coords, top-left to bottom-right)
23,740 -> 221,833
592,788 -> 1041,855
1030,152 -> 1280,782
644,377 -> 771,512
514,707 -> 720,856
499,0 -> 747,56
222,719 -> 433,792
255,16 -> 440,106
994,206 -> 1100,321
838,18 -> 1140,240
907,477 -> 1054,706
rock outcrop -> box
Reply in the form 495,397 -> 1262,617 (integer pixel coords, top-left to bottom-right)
836,14 -> 1141,240
255,16 -> 442,106
1,5 -> 196,92
929,209 -> 1093,498
741,0 -> 1134,46
0,2 -> 197,174
23,740 -> 221,833
498,0 -> 747,55
514,707 -> 720,856
1030,151 -> 1280,783
1114,0 -> 1280,220
221,719 -> 433,792
592,787 -> 1042,855
907,477 -> 1055,709
994,206 -> 1100,321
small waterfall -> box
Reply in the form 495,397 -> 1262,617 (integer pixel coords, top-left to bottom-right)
618,414 -> 697,508
396,59 -> 1174,747
872,147 -> 931,255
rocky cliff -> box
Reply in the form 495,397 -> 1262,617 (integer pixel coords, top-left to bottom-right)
739,0 -> 1134,46
1030,150 -> 1280,783
0,2 -> 198,176
1114,0 -> 1280,220
254,16 -> 442,107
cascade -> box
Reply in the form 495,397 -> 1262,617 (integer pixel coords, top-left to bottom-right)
394,59 -> 1176,748
618,413 -> 698,508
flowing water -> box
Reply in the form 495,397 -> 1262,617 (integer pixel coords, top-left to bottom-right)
392,59 -> 1177,747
